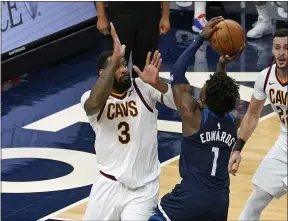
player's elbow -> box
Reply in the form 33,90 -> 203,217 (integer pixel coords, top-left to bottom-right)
84,98 -> 102,116
178,107 -> 195,120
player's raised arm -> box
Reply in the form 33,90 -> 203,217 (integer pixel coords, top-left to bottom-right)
215,47 -> 245,129
171,17 -> 224,121
238,96 -> 266,141
133,50 -> 176,109
83,23 -> 125,116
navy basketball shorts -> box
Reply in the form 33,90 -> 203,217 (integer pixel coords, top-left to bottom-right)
149,182 -> 229,221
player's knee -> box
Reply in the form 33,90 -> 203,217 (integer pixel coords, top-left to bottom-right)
148,214 -> 167,221
247,185 -> 274,212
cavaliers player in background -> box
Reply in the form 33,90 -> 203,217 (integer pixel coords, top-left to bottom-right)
80,22 -> 175,220
228,28 -> 288,221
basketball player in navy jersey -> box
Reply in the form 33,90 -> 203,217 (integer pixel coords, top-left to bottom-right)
148,16 -> 243,221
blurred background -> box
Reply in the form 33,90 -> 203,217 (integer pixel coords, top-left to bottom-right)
1,1 -> 287,83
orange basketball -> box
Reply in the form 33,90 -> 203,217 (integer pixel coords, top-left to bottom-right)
210,19 -> 245,56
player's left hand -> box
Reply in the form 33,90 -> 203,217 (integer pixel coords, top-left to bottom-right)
228,151 -> 242,176
133,50 -> 162,85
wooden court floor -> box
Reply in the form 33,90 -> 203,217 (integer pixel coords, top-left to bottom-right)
54,115 -> 287,221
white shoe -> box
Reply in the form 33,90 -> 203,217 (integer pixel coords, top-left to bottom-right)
176,1 -> 193,8
246,17 -> 273,39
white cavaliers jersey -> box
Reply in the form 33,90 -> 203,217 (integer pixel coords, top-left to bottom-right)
81,78 -> 176,189
254,64 -> 287,152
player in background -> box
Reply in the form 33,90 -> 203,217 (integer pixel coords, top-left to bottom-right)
228,28 -> 288,221
149,16 -> 243,221
81,23 -> 176,220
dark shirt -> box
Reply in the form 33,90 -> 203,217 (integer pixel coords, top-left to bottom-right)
107,1 -> 161,15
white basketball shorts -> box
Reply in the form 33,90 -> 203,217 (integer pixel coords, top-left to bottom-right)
82,173 -> 159,221
252,138 -> 287,199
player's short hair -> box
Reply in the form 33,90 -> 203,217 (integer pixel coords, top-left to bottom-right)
96,50 -> 113,73
273,28 -> 288,38
205,72 -> 240,116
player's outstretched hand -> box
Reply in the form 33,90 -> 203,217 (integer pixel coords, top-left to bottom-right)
133,50 -> 162,85
218,46 -> 245,65
200,16 -> 224,39
110,22 -> 125,61
228,151 -> 242,176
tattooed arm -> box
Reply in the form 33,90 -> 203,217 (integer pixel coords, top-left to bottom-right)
83,22 -> 126,116
83,59 -> 120,115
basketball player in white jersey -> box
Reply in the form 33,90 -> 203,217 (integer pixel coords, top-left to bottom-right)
81,23 -> 176,220
228,28 -> 288,220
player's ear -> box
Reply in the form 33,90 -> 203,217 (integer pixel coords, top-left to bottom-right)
99,69 -> 104,76
200,84 -> 207,103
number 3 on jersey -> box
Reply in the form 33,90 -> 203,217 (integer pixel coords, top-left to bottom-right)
118,122 -> 130,144
211,147 -> 219,176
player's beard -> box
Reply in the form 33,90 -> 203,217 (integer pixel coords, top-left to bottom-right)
275,60 -> 288,70
113,75 -> 132,94
274,55 -> 288,70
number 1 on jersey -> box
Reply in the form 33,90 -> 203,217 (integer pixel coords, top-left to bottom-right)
211,147 -> 219,176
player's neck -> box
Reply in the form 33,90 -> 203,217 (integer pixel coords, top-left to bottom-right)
111,89 -> 128,96
276,67 -> 288,83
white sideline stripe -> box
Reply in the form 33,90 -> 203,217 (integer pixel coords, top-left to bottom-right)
159,72 -> 270,106
47,217 -> 74,221
160,155 -> 180,167
38,112 -> 275,221
157,120 -> 182,133
258,112 -> 276,122
159,71 -> 259,82
23,104 -> 85,132
23,104 -> 182,133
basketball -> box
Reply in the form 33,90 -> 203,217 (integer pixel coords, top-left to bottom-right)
210,19 -> 245,56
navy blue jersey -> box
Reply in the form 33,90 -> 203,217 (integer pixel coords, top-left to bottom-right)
179,108 -> 237,192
